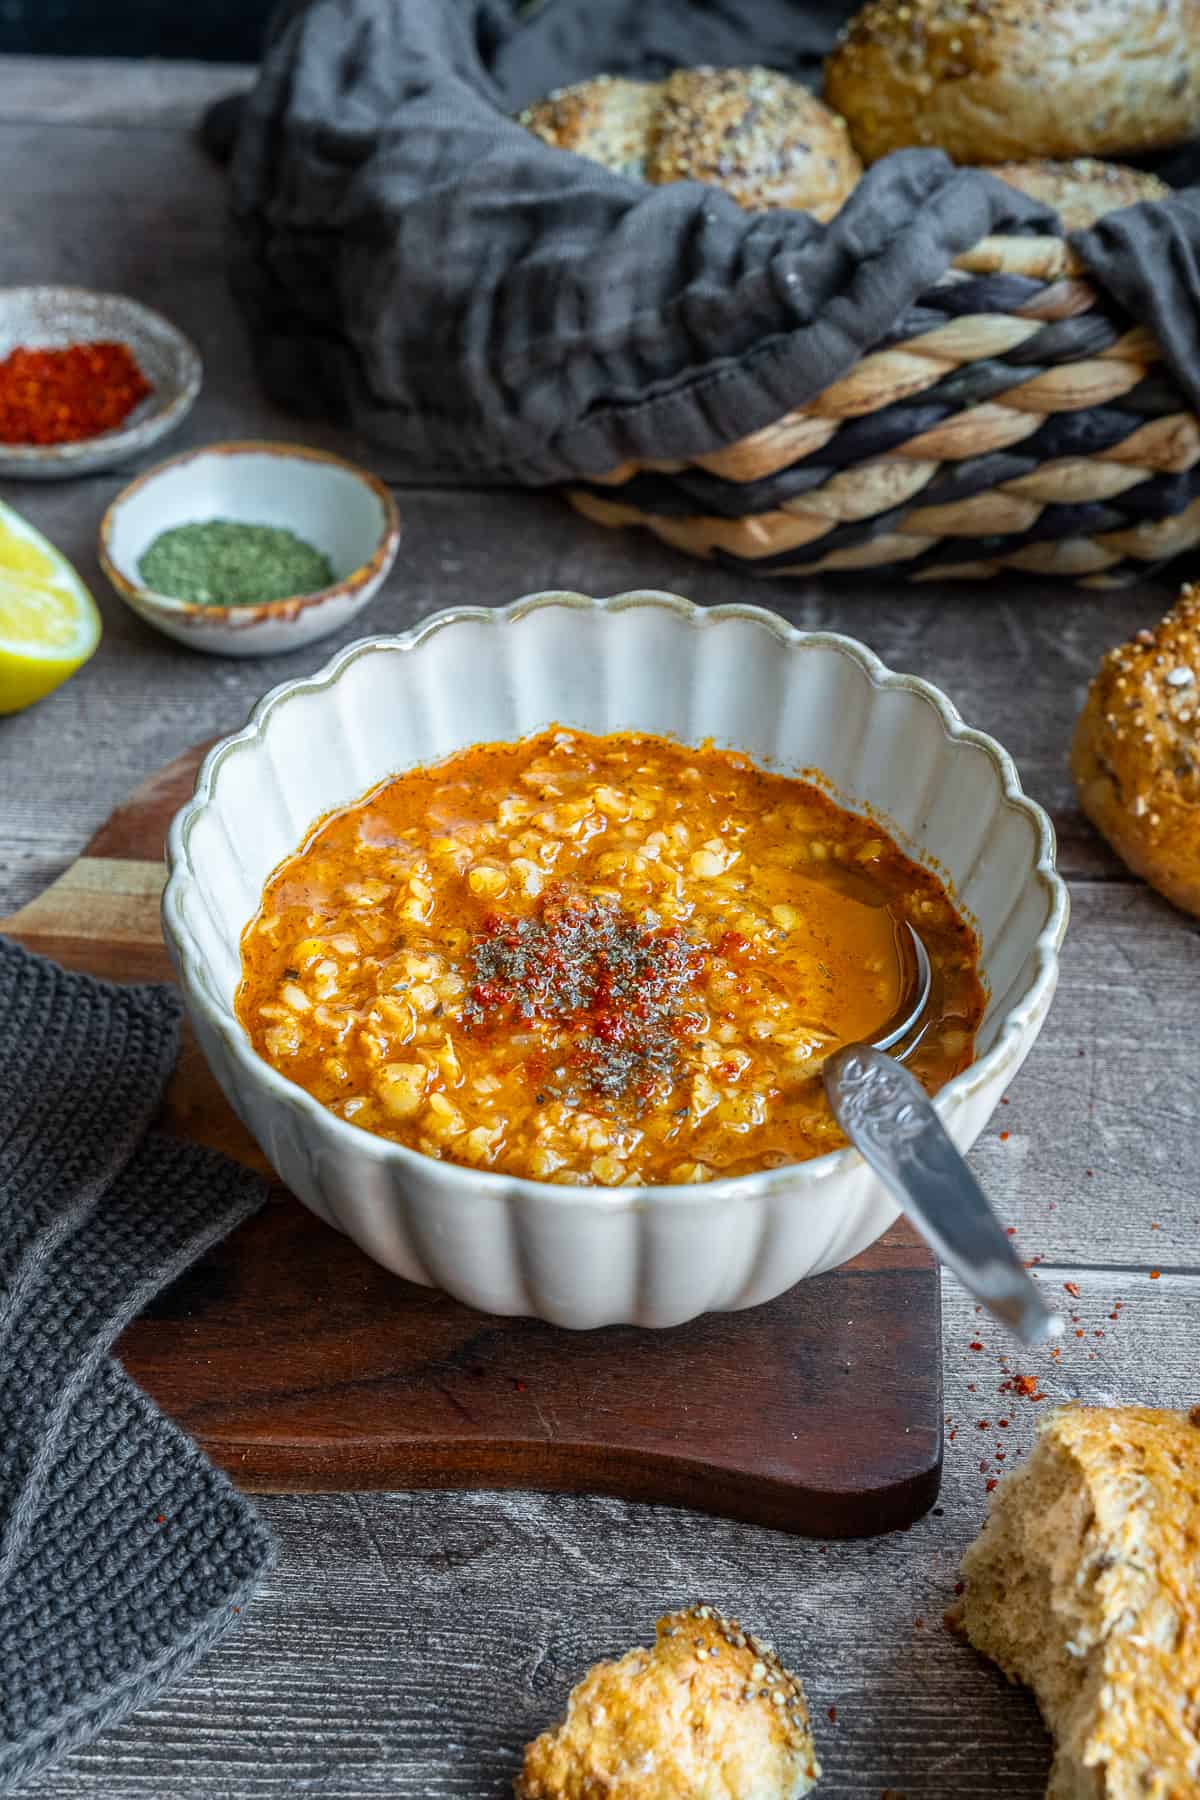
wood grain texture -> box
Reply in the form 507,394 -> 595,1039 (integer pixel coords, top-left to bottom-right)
2,59 -> 1198,1800
3,741 -> 943,1535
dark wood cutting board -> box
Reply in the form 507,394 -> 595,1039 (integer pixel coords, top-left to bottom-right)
2,743 -> 943,1537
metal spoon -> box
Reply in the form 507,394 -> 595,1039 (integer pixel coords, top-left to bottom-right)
823,926 -> 1063,1347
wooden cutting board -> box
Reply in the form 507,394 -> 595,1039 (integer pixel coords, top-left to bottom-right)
2,743 -> 943,1538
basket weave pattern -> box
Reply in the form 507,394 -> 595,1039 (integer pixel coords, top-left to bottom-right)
568,237 -> 1200,584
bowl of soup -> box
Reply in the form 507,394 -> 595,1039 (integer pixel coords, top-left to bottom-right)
162,590 -> 1067,1328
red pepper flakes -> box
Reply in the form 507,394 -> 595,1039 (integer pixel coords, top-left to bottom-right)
1006,1226 -> 1016,1236
1064,1281 -> 1080,1298
1150,1270 -> 1161,1280
985,1478 -> 998,1492
913,1617 -> 925,1629
976,1419 -> 989,1429
997,1418 -> 1009,1428
1075,1328 -> 1085,1338
0,340 -> 151,444
999,1130 -> 1010,1142
979,1459 -> 990,1473
969,1341 -> 984,1352
1151,1222 -> 1162,1230
953,1581 -> 965,1596
999,1373 -> 1045,1402
948,1430 -> 957,1441
827,1706 -> 838,1724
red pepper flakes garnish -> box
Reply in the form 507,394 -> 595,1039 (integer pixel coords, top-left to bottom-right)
155,1514 -> 166,1524
914,1617 -> 925,1629
1075,1328 -> 1085,1338
827,1706 -> 838,1724
979,1459 -> 990,1473
1085,1170 -> 1094,1179
948,1430 -> 957,1441
969,1341 -> 984,1352
1150,1270 -> 1161,1280
966,1383 -> 976,1392
1151,1221 -> 1162,1230
1001,1096 -> 1009,1105
1064,1281 -> 1080,1298
953,1581 -> 965,1596
999,1130 -> 1010,1142
1006,1226 -> 1016,1236
997,1418 -> 1008,1428
986,1478 -> 998,1492
976,1419 -> 989,1429
0,340 -> 151,444
995,1451 -> 1006,1461
466,888 -> 704,1104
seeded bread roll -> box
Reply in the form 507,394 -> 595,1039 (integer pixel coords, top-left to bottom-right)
990,158 -> 1170,230
823,0 -> 1200,165
952,1405 -> 1200,1798
515,1602 -> 820,1799
1071,584 -> 1200,916
519,68 -> 862,221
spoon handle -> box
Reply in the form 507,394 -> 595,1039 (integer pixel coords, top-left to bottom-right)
824,1045 -> 1062,1347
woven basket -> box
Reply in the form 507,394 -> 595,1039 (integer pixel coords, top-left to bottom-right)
567,235 -> 1200,585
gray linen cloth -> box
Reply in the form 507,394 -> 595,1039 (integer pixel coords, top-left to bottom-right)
0,937 -> 274,1793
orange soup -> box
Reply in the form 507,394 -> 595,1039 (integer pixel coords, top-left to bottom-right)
237,729 -> 985,1184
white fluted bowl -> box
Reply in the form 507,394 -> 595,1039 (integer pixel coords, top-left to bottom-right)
162,591 -> 1068,1329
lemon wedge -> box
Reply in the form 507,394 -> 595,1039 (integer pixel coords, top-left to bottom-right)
0,500 -> 101,714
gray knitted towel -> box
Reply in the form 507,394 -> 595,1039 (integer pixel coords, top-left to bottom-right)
0,936 -> 275,1794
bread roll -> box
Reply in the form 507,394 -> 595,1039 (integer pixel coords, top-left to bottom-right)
952,1405 -> 1200,1797
824,0 -> 1200,165
1071,584 -> 1200,915
520,68 -> 862,221
515,1601 -> 820,1799
991,158 -> 1170,230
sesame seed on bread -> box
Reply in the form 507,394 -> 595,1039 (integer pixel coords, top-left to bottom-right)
952,1405 -> 1200,1798
1071,584 -> 1200,916
515,1602 -> 820,1799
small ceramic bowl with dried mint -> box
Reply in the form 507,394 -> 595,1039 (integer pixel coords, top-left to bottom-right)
99,440 -> 402,657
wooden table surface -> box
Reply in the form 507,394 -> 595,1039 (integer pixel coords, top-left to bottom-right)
3,57 -> 1198,1800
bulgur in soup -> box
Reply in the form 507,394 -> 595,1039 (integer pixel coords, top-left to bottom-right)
237,729 -> 985,1185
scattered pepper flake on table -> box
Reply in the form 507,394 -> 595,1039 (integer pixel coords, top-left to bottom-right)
0,340 -> 150,444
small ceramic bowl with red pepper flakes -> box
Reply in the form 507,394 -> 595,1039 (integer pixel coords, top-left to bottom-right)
0,286 -> 201,480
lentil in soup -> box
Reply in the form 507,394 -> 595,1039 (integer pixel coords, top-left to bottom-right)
237,729 -> 985,1184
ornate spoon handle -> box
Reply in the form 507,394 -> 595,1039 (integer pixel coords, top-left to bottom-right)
824,1045 -> 1062,1347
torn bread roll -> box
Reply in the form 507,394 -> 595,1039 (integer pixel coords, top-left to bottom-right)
952,1404 -> 1200,1797
515,1601 -> 820,1798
